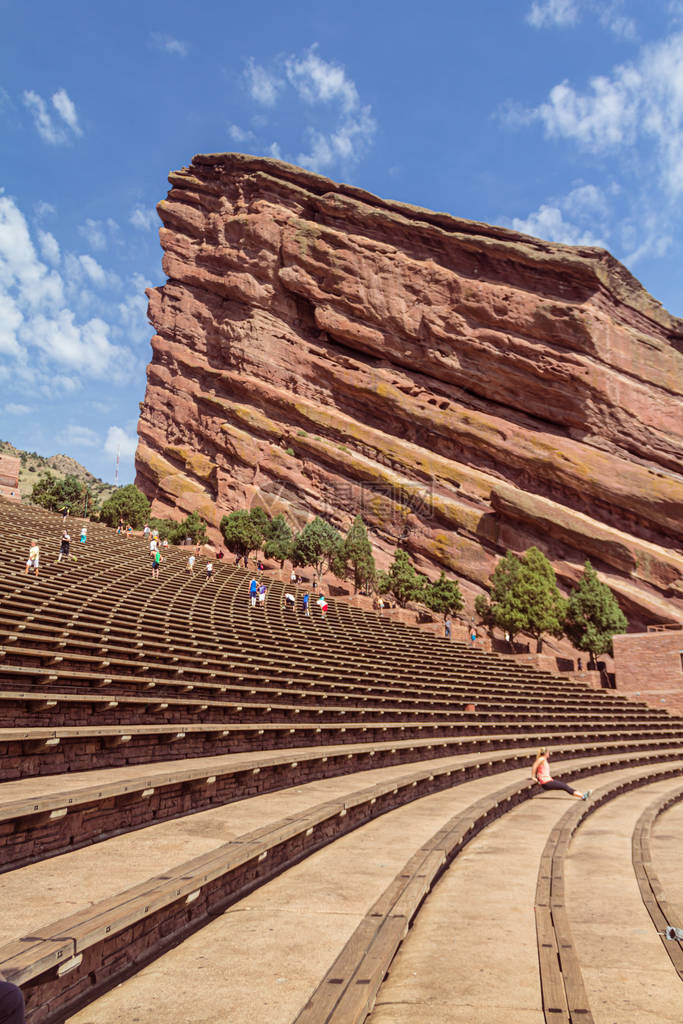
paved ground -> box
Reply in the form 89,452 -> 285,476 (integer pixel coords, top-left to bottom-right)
65,771 -> 530,1024
369,763 -> 683,1024
566,776 -> 683,1024
651,789 -> 683,919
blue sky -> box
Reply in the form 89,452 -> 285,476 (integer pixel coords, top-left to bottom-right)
1,0 -> 682,484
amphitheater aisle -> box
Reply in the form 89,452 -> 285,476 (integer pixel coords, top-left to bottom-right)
61,756 -> 643,1024
650,795 -> 683,919
368,764 -> 683,1024
564,781 -> 683,1024
64,771 -> 527,1024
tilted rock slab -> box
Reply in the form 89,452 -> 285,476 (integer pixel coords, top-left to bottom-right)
137,153 -> 683,627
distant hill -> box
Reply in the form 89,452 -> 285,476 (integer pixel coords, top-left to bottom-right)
0,441 -> 116,504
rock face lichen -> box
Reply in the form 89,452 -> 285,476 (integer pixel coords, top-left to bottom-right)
137,153 -> 683,626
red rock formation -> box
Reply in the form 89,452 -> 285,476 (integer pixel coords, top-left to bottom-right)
136,153 -> 683,628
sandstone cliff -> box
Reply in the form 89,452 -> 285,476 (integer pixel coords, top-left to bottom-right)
136,153 -> 683,628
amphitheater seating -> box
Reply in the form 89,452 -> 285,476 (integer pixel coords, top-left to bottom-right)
0,496 -> 681,1024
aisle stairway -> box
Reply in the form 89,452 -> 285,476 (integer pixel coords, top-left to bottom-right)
0,497 -> 680,1024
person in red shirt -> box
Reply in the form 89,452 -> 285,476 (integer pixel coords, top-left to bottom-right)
532,747 -> 590,800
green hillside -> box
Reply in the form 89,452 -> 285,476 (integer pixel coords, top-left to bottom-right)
0,440 -> 116,505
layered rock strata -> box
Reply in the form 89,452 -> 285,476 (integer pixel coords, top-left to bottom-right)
136,153 -> 683,627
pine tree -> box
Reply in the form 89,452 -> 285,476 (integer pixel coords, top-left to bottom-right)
343,516 -> 376,593
290,517 -> 343,578
220,509 -> 266,561
424,572 -> 464,619
384,549 -> 427,608
481,551 -> 527,643
515,547 -> 567,652
263,514 -> 293,567
99,484 -> 151,528
477,548 -> 566,651
565,560 -> 628,667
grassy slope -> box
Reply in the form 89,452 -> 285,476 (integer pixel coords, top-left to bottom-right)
0,441 -> 116,504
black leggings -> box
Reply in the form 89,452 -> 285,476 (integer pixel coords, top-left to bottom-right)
0,982 -> 25,1024
540,780 -> 576,795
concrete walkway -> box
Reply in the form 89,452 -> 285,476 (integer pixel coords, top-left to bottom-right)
651,791 -> 683,920
65,770 -> 531,1024
565,776 -> 683,1024
369,763 -> 683,1024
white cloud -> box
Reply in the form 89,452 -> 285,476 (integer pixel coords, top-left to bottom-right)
519,31 -> 683,197
23,88 -> 81,144
150,32 -> 188,57
51,88 -> 81,135
4,403 -> 31,415
245,58 -> 282,106
37,230 -> 60,266
30,310 -> 122,376
105,425 -> 138,460
527,0 -> 579,27
526,1 -> 635,37
129,207 -> 156,231
0,194 -> 64,309
118,273 -> 152,344
510,204 -> 605,245
285,46 -> 360,112
57,424 -> 100,448
78,254 -> 107,286
619,212 -> 673,265
229,123 -> 255,144
508,183 -> 609,246
0,194 -> 128,379
241,46 -> 376,173
78,217 -> 119,251
34,201 -> 56,219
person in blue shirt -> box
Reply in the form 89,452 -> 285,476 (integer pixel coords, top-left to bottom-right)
249,578 -> 257,607
302,592 -> 310,616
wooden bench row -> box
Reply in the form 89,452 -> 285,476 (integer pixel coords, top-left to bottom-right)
535,766 -> 683,1024
5,750 -> 680,1024
631,782 -> 683,982
4,737 -> 678,875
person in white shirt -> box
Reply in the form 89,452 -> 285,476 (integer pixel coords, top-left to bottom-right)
25,541 -> 40,576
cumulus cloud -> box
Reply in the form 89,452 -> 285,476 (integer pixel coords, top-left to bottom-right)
285,47 -> 360,112
78,254 -> 107,286
241,45 -> 376,173
57,424 -> 100,448
4,403 -> 31,415
34,201 -> 56,219
245,58 -> 282,106
51,89 -> 81,134
527,0 -> 580,28
78,217 -> 119,251
150,32 -> 188,57
229,123 -> 255,145
23,88 -> 81,144
129,207 -> 156,231
37,230 -> 60,266
118,273 -> 152,344
513,31 -> 683,198
508,183 -> 610,246
105,425 -> 138,460
0,194 -> 128,380
510,205 -> 604,246
526,0 -> 635,37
